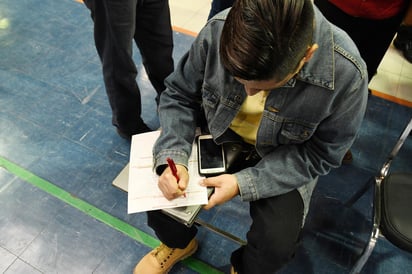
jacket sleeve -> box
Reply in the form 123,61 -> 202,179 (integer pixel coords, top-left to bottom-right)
152,23 -> 218,169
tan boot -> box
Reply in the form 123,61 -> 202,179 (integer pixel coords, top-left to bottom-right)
230,266 -> 238,274
133,239 -> 198,274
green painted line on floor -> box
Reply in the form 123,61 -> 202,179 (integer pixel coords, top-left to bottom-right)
0,156 -> 223,274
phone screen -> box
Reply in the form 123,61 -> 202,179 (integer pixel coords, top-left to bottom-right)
198,136 -> 226,175
200,138 -> 224,169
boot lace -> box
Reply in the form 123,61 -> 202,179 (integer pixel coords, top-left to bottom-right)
152,244 -> 176,269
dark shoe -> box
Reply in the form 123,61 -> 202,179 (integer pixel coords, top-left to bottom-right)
402,41 -> 412,63
116,123 -> 152,140
342,150 -> 353,165
133,239 -> 198,274
116,128 -> 132,140
394,25 -> 412,63
394,25 -> 412,49
135,122 -> 152,134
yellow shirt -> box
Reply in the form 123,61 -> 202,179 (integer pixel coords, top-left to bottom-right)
230,90 -> 269,145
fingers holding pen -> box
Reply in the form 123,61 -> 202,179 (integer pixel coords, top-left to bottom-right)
174,164 -> 189,192
158,164 -> 188,200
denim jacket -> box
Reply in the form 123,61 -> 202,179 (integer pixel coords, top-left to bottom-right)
153,7 -> 368,214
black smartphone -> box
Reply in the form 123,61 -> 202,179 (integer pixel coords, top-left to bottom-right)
197,134 -> 226,176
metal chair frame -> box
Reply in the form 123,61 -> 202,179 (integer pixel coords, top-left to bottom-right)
349,117 -> 412,274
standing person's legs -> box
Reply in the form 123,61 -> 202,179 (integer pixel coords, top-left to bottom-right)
231,190 -> 304,273
349,15 -> 404,80
85,0 -> 150,137
315,0 -> 404,80
135,0 -> 174,104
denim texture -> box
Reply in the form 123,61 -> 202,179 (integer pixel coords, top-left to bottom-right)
153,7 -> 368,215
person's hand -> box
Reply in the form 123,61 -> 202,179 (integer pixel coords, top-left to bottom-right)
158,164 -> 188,200
200,174 -> 239,210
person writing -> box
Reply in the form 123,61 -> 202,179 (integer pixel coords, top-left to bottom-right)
134,0 -> 368,273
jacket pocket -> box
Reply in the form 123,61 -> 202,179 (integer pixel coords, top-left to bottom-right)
278,119 -> 316,145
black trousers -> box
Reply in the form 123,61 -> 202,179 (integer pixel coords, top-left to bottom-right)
147,189 -> 304,273
315,0 -> 405,81
208,0 -> 235,20
84,0 -> 174,135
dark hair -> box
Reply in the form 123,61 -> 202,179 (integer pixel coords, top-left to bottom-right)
220,0 -> 314,81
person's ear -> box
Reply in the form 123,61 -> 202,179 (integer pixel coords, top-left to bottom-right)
303,43 -> 319,63
293,44 -> 319,75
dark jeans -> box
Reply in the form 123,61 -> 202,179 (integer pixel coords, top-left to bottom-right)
208,0 -> 235,20
84,0 -> 174,135
314,0 -> 405,81
147,189 -> 304,273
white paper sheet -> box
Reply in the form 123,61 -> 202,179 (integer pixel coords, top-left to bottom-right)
127,130 -> 207,214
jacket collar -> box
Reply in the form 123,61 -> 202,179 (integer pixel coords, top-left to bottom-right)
295,7 -> 335,91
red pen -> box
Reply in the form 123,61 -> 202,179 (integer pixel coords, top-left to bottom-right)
166,157 -> 186,197
166,157 -> 180,181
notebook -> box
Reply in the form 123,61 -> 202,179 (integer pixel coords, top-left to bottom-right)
113,130 -> 210,227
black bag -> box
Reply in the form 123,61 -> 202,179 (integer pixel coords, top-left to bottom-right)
223,142 -> 261,173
